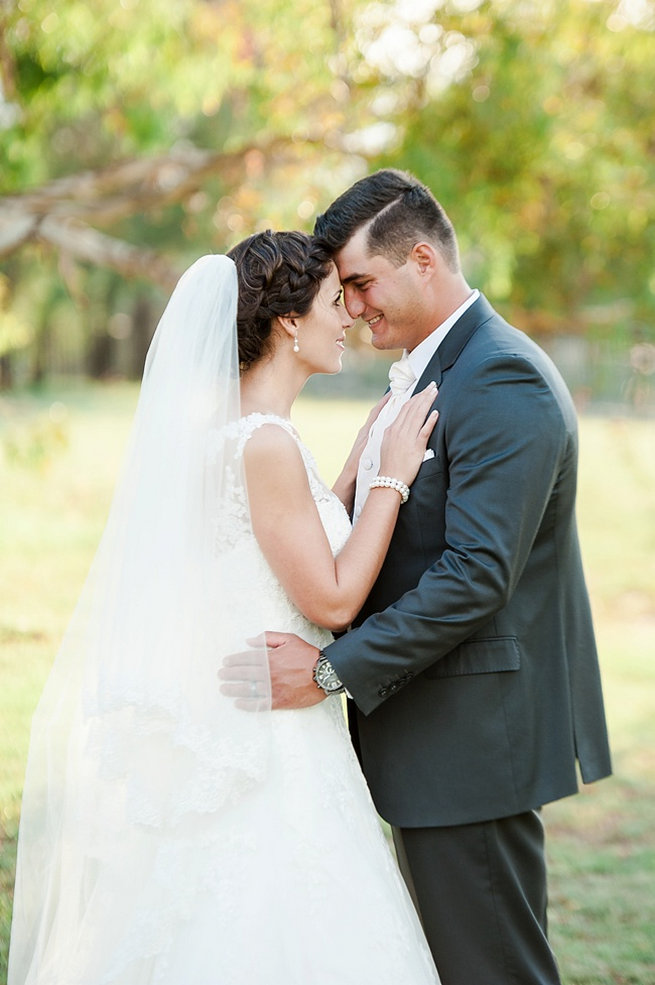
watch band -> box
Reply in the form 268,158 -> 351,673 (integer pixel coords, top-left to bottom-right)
313,651 -> 345,695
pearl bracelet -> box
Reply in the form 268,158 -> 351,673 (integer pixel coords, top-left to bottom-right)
369,475 -> 410,504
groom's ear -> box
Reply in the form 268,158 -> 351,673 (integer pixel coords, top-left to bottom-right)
410,242 -> 439,276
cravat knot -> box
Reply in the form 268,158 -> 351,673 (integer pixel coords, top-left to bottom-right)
388,353 -> 416,397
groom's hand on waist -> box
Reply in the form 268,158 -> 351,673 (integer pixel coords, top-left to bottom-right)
219,632 -> 325,710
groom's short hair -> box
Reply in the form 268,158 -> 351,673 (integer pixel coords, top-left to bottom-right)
314,168 -> 460,272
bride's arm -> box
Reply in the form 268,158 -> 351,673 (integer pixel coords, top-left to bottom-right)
331,393 -> 391,515
244,386 -> 437,632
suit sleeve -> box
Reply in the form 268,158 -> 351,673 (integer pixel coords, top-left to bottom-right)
326,350 -> 576,715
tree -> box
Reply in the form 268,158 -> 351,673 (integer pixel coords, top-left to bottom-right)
0,0 -> 375,380
1,0 -> 653,385
366,0 -> 655,335
0,0 -> 371,276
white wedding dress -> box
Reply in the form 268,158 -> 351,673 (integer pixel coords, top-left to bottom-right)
9,257 -> 441,985
166,412 -> 440,985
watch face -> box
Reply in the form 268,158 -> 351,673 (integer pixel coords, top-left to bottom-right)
315,657 -> 341,692
317,665 -> 334,687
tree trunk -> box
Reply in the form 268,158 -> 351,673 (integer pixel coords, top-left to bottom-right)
87,331 -> 114,379
31,311 -> 52,385
0,353 -> 13,389
130,294 -> 157,379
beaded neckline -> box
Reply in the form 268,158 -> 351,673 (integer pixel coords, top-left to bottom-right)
239,411 -> 299,436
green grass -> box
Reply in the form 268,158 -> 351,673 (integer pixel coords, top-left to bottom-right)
1,382 -> 654,983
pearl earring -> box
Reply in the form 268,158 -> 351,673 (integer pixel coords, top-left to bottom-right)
293,332 -> 299,353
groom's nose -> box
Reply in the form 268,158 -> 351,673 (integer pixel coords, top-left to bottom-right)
343,286 -> 365,319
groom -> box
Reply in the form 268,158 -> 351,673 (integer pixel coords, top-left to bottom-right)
237,170 -> 611,984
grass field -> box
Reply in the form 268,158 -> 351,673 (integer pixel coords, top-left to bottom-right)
1,382 -> 654,983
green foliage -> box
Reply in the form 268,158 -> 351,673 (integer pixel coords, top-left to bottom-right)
374,0 -> 655,332
0,0 -> 355,188
1,0 -> 654,383
1,407 -> 69,470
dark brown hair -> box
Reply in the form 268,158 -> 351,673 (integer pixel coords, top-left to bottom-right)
227,230 -> 333,370
314,168 -> 459,272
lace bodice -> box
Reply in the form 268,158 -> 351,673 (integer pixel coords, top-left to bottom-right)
209,413 -> 352,649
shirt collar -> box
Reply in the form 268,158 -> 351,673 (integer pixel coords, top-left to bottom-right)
406,290 -> 479,381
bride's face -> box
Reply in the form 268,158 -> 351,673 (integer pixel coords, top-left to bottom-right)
294,264 -> 353,375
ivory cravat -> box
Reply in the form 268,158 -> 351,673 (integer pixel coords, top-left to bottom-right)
388,353 -> 417,397
353,353 -> 418,520
353,291 -> 480,521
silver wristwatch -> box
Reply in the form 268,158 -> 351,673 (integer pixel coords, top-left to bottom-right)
313,650 -> 345,695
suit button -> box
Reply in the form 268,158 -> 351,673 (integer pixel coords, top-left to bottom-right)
362,457 -> 373,471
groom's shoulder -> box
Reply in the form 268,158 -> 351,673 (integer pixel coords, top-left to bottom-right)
465,299 -> 551,365
451,305 -> 569,402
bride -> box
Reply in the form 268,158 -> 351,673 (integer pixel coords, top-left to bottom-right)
8,231 -> 441,984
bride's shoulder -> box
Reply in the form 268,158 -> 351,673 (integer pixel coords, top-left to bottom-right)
208,412 -> 298,461
238,412 -> 300,449
241,417 -> 316,504
241,414 -> 303,467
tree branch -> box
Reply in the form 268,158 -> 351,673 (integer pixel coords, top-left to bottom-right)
0,137 -> 297,279
38,218 -> 181,289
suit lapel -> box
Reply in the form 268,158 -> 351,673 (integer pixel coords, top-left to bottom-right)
415,294 -> 497,390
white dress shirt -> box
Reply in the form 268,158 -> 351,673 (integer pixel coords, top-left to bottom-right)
353,290 -> 479,520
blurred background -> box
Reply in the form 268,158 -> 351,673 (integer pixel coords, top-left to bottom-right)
1,0 -> 654,407
1,1 -> 654,982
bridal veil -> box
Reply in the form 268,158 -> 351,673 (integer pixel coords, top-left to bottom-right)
8,256 -> 272,984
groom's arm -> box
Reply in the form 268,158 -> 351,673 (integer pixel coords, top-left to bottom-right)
325,350 -> 575,714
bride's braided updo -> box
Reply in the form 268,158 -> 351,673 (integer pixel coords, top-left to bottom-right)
227,230 -> 333,371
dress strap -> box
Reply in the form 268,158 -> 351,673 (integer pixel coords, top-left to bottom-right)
235,413 -> 300,457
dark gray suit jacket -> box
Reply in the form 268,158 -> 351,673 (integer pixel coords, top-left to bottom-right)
326,295 -> 611,828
